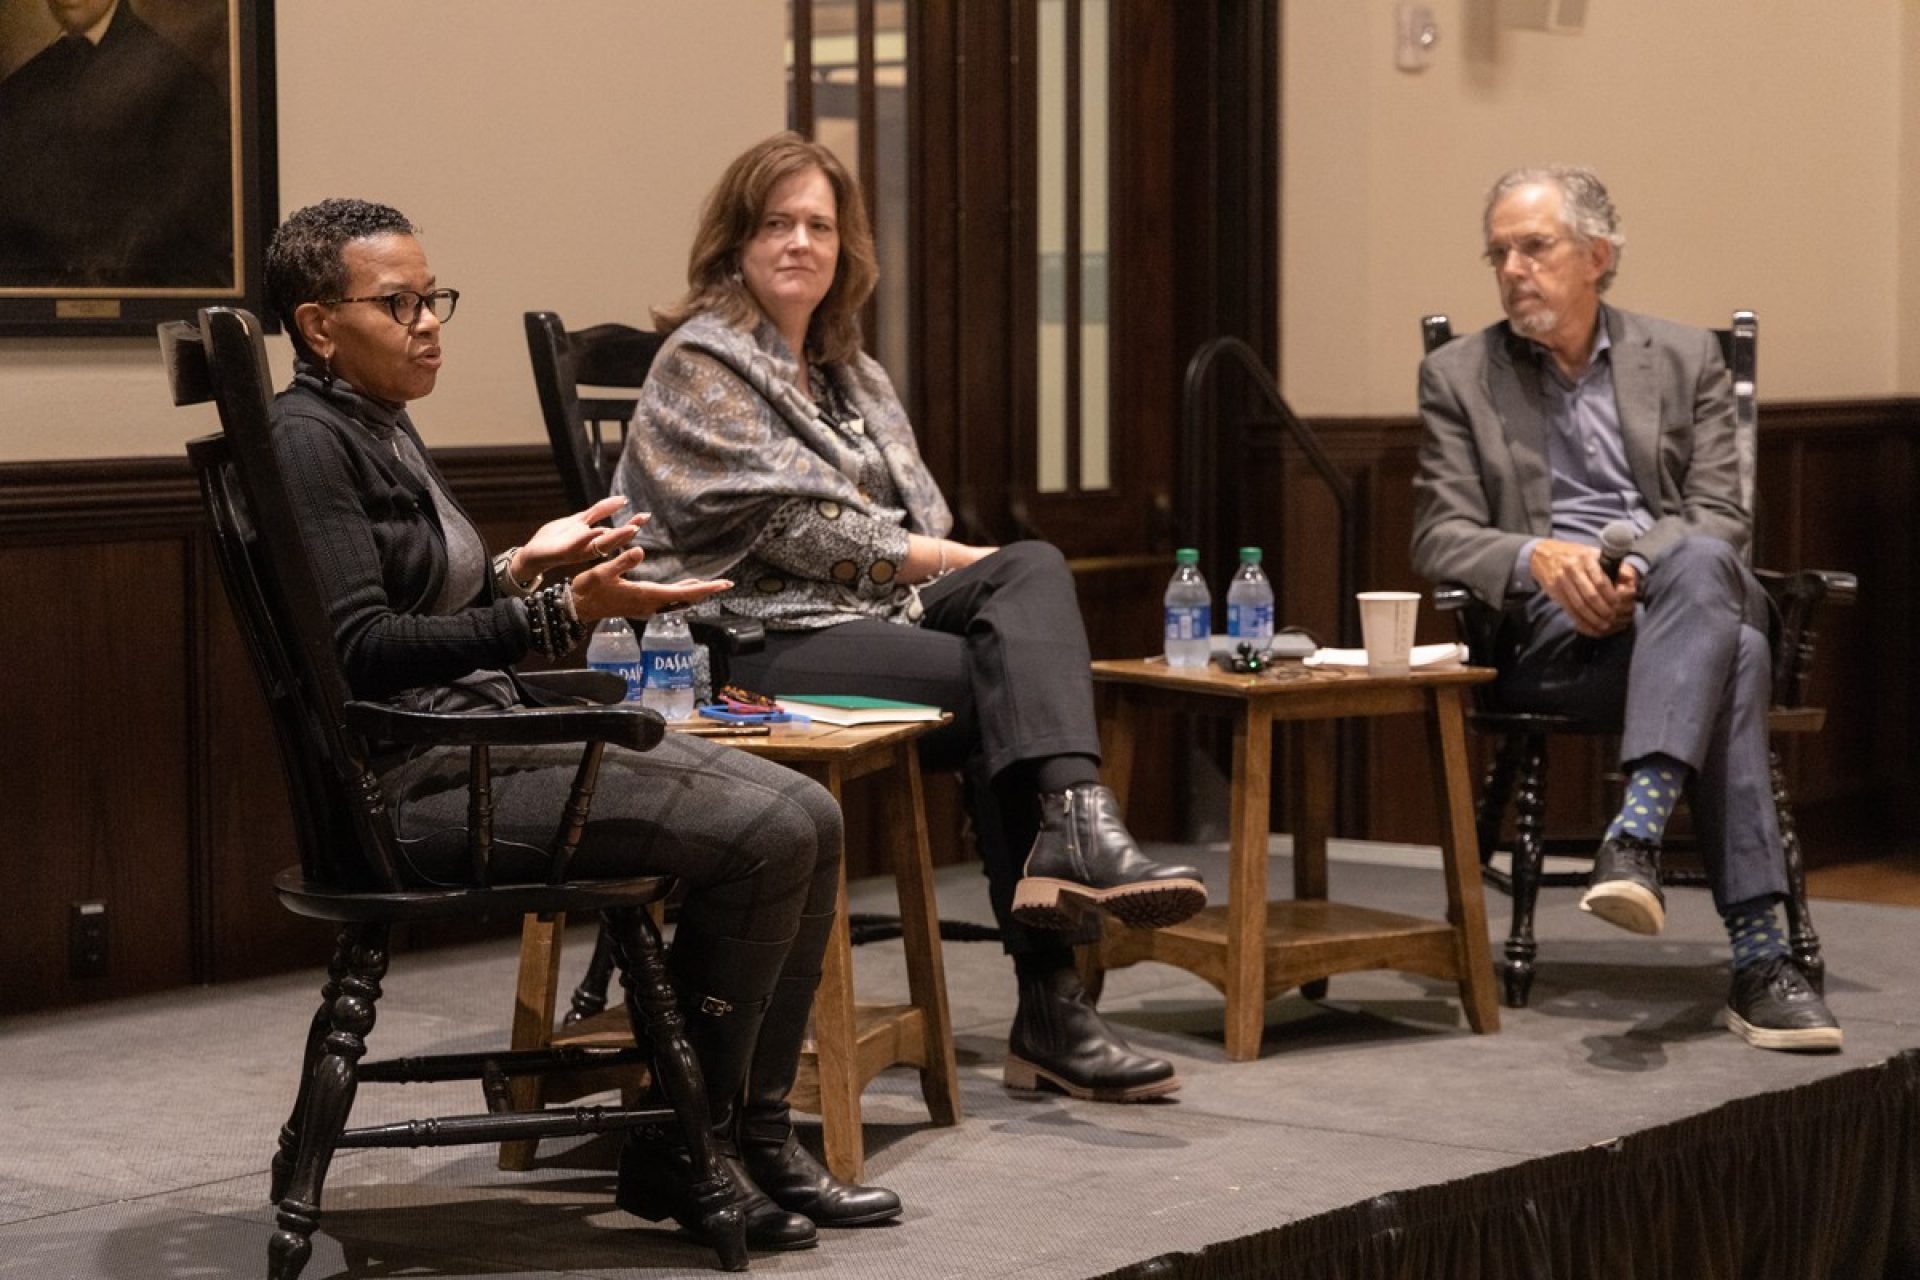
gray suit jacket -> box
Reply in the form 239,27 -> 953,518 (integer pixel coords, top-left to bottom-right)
1410,304 -> 1749,607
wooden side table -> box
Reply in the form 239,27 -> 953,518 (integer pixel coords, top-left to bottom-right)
505,717 -> 961,1184
1085,658 -> 1501,1061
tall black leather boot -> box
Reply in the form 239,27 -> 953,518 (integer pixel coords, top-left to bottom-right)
1003,962 -> 1180,1101
1011,782 -> 1207,931
738,908 -> 903,1226
616,928 -> 818,1252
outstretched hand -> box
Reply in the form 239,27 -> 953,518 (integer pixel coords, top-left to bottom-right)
516,497 -> 646,581
567,545 -> 733,624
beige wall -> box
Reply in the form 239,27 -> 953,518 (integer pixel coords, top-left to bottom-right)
1904,3 -> 1920,392
0,0 -> 785,462
1282,0 -> 1912,416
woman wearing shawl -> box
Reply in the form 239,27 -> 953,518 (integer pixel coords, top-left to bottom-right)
614,133 -> 1207,1107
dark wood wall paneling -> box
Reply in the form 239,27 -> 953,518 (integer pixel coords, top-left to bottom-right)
6,400 -> 1910,1014
0,449 -> 953,1016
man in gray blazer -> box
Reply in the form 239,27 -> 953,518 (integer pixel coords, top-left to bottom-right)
1411,166 -> 1839,1051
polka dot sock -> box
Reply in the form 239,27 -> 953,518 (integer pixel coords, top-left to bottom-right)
1604,753 -> 1688,847
1724,896 -> 1789,971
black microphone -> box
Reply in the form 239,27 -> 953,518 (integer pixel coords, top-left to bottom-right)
1575,520 -> 1637,662
1597,520 -> 1635,583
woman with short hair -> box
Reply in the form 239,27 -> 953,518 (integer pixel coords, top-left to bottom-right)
264,196 -> 898,1254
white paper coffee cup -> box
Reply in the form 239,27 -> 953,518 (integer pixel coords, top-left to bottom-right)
1357,591 -> 1420,677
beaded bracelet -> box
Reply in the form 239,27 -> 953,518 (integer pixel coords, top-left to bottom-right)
524,583 -> 585,660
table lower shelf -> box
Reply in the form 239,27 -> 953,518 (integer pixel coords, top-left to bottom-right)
549,1001 -> 933,1118
1092,899 -> 1470,999
790,1002 -> 931,1113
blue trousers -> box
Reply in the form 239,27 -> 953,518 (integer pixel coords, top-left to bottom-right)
1491,536 -> 1786,912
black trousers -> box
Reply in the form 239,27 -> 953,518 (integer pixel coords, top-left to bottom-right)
729,540 -> 1102,956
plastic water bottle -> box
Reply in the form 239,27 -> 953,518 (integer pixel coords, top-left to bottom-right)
1163,548 -> 1211,668
585,618 -> 644,702
640,610 -> 698,721
1226,546 -> 1275,655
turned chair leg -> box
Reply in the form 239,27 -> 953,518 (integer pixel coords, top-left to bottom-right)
1501,735 -> 1549,1008
268,924 -> 388,1280
1476,733 -> 1526,883
1770,749 -> 1825,992
601,907 -> 748,1272
271,933 -> 353,1206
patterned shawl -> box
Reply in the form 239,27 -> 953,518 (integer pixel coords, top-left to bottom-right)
611,311 -> 952,583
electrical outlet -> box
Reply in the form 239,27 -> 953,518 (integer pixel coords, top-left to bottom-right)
70,901 -> 109,980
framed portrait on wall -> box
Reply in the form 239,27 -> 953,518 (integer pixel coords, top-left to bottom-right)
0,0 -> 276,335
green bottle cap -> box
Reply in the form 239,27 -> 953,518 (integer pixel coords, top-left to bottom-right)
1239,546 -> 1262,563
1175,548 -> 1199,566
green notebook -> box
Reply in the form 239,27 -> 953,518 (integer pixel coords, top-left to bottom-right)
772,694 -> 944,725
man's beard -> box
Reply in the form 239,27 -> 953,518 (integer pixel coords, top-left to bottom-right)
1506,298 -> 1557,338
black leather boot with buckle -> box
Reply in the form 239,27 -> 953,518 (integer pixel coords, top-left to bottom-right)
1011,782 -> 1207,931
615,929 -> 818,1252
737,909 -> 903,1226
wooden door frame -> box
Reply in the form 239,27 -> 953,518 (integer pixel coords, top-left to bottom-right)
905,0 -> 1276,558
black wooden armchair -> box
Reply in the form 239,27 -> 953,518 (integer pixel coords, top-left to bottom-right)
1420,310 -> 1855,1008
163,307 -> 749,1275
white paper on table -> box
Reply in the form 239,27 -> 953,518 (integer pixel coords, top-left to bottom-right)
1302,642 -> 1470,668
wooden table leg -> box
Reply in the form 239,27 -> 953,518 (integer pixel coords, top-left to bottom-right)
885,747 -> 961,1127
1224,703 -> 1275,1061
1427,686 -> 1500,1033
1081,687 -> 1142,1001
1289,719 -> 1334,902
1099,684 -> 1139,811
500,911 -> 565,1171
1289,718 -> 1335,1000
810,766 -> 868,1183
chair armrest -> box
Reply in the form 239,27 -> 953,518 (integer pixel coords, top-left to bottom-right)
1430,582 -> 1527,668
342,700 -> 665,752
688,612 -> 766,660
518,668 -> 628,706
1753,566 -> 1859,710
1432,583 -> 1532,612
1754,567 -> 1858,610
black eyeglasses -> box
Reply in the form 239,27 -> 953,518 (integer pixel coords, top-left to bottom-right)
318,288 -> 460,326
1482,236 -> 1562,270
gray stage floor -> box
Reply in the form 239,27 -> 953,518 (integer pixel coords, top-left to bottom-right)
3,839 -> 1914,1280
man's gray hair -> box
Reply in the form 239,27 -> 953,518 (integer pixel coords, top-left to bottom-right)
1484,165 -> 1625,292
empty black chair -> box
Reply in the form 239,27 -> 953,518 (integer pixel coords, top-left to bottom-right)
163,307 -> 748,1276
1421,310 -> 1852,1007
526,311 -> 667,511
